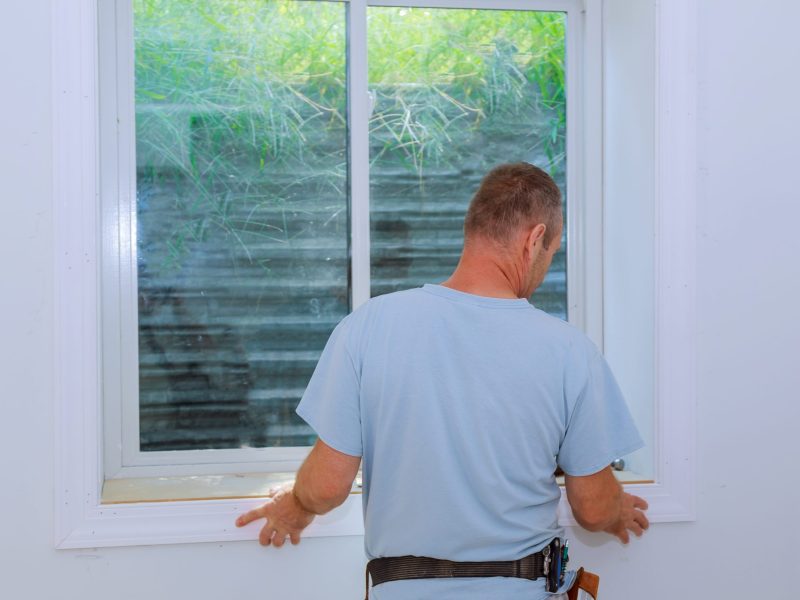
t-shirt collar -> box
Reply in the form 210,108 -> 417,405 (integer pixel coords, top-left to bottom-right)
421,283 -> 533,309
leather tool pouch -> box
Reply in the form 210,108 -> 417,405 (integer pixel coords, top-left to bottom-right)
567,567 -> 600,600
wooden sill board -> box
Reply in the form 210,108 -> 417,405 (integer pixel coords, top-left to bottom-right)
101,472 -> 363,504
102,470 -> 651,505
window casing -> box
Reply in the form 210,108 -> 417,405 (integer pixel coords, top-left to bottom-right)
54,0 -> 696,549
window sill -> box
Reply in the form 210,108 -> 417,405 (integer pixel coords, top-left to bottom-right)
101,469 -> 649,505
101,472 -> 362,504
555,469 -> 654,488
57,488 -> 364,550
54,469 -> 674,549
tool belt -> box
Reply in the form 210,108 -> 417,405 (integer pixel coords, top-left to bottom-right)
365,538 -> 569,599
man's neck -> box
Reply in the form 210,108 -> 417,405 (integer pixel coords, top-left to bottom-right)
440,252 -> 523,299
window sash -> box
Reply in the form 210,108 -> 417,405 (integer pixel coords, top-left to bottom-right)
101,0 -> 593,479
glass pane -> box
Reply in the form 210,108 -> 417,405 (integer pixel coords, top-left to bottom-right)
134,0 -> 348,451
368,8 -> 567,318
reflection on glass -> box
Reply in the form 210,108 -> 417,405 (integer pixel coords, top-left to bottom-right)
368,8 -> 567,317
134,1 -> 348,451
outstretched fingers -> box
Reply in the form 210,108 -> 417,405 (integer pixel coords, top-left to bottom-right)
234,487 -> 309,548
236,506 -> 267,528
259,522 -> 276,546
271,528 -> 292,548
634,509 -> 650,531
630,494 -> 649,511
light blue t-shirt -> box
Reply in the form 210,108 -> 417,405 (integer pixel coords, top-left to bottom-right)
296,284 -> 643,600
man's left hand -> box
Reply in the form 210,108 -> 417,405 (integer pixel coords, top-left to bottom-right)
235,483 -> 315,547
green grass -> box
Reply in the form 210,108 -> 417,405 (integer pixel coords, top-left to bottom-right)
134,0 -> 566,272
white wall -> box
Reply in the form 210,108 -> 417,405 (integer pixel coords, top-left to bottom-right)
573,1 -> 800,596
2,1 -> 799,598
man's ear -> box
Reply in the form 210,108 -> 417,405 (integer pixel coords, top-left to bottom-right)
526,223 -> 547,251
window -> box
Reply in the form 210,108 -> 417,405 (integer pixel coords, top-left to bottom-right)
55,0 -> 695,548
101,0 -> 581,482
367,6 -> 568,319
126,0 -> 349,462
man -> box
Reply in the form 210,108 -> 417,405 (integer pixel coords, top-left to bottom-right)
237,163 -> 649,599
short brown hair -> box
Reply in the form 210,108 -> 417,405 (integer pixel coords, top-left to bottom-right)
464,162 -> 562,248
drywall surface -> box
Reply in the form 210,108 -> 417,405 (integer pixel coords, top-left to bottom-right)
1,1 -> 799,598
572,0 -> 800,596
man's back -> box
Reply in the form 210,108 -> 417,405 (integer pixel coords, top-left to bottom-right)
238,164 -> 649,598
297,284 -> 643,600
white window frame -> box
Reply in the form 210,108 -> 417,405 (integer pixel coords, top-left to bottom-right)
100,0 -> 595,481
54,0 -> 695,548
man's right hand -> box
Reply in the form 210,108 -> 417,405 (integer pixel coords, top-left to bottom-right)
564,467 -> 650,543
602,492 -> 649,544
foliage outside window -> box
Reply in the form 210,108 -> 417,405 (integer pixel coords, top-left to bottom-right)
133,0 -> 566,453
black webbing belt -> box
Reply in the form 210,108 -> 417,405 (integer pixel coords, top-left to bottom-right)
365,551 -> 548,599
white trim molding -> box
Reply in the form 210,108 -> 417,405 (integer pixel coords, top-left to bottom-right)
647,0 -> 697,522
53,0 -> 102,549
560,0 -> 697,525
54,0 -> 695,549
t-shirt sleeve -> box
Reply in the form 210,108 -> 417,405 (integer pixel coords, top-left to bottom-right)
557,340 -> 644,476
295,318 -> 363,457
